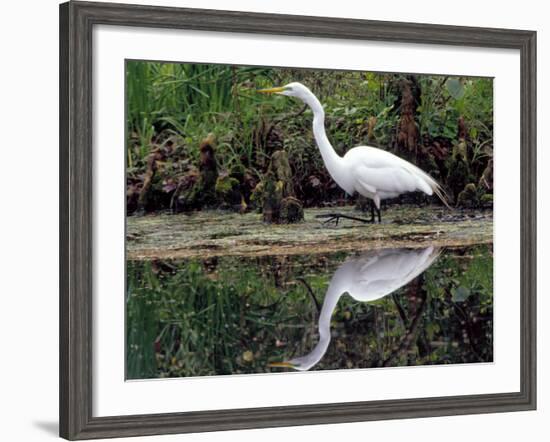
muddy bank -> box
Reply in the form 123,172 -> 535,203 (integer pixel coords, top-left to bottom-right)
127,205 -> 492,260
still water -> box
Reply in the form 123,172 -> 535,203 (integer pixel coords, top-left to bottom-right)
126,244 -> 493,379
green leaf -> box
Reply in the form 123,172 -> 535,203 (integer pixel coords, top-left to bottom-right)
447,78 -> 465,100
452,286 -> 471,302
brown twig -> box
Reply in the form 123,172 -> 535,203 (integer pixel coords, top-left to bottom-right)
381,290 -> 427,367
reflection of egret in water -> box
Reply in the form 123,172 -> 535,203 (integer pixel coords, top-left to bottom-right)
269,246 -> 440,371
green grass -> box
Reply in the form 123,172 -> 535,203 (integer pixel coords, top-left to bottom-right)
126,61 -> 279,170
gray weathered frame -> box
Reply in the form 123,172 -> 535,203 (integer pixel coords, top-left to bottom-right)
59,1 -> 537,439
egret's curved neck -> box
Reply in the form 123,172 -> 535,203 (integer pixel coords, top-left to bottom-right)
297,277 -> 346,370
302,92 -> 345,184
318,283 -> 343,342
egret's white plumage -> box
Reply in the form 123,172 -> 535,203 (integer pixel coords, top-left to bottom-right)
259,82 -> 449,214
270,246 -> 440,371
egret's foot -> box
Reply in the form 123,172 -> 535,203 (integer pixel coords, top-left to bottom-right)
315,213 -> 375,226
315,214 -> 341,226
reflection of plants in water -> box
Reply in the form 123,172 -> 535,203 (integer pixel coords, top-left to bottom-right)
269,247 -> 441,371
126,246 -> 493,379
421,246 -> 493,364
127,256 -> 329,379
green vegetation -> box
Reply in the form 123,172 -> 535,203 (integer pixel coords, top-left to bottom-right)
127,246 -> 493,379
126,61 -> 494,214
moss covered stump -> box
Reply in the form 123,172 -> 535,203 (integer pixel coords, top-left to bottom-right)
197,133 -> 219,207
216,174 -> 243,211
260,150 -> 304,224
280,197 -> 304,223
262,172 -> 283,223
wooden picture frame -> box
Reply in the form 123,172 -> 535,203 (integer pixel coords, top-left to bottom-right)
59,1 -> 536,439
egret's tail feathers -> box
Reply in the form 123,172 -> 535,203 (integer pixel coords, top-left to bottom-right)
432,182 -> 452,210
418,246 -> 443,273
408,162 -> 452,209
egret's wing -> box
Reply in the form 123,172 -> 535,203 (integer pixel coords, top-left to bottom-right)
346,147 -> 434,196
346,247 -> 440,302
353,164 -> 425,195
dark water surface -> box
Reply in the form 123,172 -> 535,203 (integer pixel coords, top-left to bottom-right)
126,244 -> 493,379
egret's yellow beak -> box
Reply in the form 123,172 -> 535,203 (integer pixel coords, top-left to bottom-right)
267,361 -> 294,369
257,86 -> 286,94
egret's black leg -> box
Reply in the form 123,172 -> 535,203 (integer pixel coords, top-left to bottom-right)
316,213 -> 374,225
297,277 -> 321,313
377,206 -> 382,223
392,293 -> 408,327
315,214 -> 339,226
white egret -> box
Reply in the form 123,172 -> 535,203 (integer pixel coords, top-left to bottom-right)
268,246 -> 440,371
259,82 -> 449,224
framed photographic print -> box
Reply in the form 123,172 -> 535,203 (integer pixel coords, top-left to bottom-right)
59,1 -> 536,439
